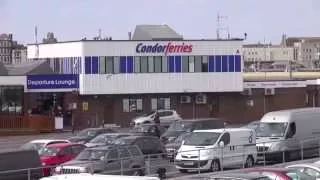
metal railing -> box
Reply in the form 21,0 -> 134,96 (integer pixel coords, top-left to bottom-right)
2,136 -> 320,179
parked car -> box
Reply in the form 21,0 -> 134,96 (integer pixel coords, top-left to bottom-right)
130,124 -> 167,137
175,128 -> 257,173
247,168 -> 316,180
20,139 -> 71,154
40,143 -> 86,176
68,128 -> 117,144
0,149 -> 43,180
85,133 -> 133,148
130,109 -> 182,127
255,108 -> 320,163
286,163 -> 320,179
40,173 -> 160,180
165,132 -> 191,161
54,145 -> 145,176
161,118 -> 225,144
181,173 -> 272,180
114,135 -> 168,178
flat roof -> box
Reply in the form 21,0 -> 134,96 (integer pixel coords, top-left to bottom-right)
27,38 -> 244,46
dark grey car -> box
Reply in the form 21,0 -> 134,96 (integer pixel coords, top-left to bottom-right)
55,145 -> 145,176
68,128 -> 117,144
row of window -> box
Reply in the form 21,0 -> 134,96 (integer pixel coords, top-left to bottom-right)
85,55 -> 241,74
123,98 -> 171,112
0,86 -> 24,114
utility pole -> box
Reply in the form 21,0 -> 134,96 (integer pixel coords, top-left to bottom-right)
216,13 -> 229,39
35,26 -> 39,60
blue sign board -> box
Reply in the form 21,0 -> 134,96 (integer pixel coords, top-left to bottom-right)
27,74 -> 79,89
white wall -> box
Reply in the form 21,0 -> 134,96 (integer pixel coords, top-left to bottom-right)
27,42 -> 83,58
82,40 -> 242,56
79,73 -> 243,94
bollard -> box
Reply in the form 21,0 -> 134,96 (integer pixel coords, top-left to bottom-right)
27,168 -> 31,180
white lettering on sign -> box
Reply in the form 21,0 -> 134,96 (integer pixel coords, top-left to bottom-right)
27,80 -> 76,86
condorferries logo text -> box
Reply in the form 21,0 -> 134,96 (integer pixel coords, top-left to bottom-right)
136,42 -> 193,55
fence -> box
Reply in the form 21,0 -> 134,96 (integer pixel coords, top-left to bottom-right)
2,136 -> 320,180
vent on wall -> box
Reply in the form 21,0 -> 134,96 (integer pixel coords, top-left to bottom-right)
264,88 -> 275,96
180,96 -> 191,104
195,94 -> 207,104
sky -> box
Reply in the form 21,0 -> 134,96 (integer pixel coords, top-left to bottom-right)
1,0 -> 320,44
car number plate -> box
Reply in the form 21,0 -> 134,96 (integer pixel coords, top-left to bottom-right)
183,162 -> 194,166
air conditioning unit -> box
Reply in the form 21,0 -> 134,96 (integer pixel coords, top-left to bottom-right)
180,95 -> 191,104
195,94 -> 207,104
242,88 -> 252,96
264,88 -> 275,96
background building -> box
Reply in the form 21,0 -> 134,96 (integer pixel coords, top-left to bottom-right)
12,43 -> 28,64
0,33 -> 13,64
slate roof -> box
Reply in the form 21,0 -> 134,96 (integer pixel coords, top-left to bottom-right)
3,60 -> 54,75
132,24 -> 183,40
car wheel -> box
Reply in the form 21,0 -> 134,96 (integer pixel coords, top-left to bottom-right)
210,159 -> 220,172
179,169 -> 188,173
245,156 -> 254,168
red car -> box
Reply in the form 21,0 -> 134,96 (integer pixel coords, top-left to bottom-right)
39,143 -> 86,176
246,168 -> 315,180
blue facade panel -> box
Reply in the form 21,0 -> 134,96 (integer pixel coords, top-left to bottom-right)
84,56 -> 91,74
208,56 -> 215,72
91,56 -> 99,74
235,55 -> 241,72
120,56 -> 127,73
228,55 -> 235,72
127,56 -> 134,73
174,56 -> 182,72
168,56 -> 175,72
215,56 -> 222,72
221,55 -> 228,72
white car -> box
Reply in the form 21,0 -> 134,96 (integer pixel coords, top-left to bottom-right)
287,163 -> 320,179
20,139 -> 70,153
131,109 -> 182,127
40,173 -> 160,180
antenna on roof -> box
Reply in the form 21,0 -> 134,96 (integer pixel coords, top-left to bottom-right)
216,13 -> 229,40
34,26 -> 39,60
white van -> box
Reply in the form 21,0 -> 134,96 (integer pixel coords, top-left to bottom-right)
255,107 -> 320,162
175,128 -> 257,172
40,173 -> 160,180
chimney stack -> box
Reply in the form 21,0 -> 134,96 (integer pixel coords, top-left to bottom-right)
128,32 -> 132,40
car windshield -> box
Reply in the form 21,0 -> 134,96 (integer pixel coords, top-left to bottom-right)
39,146 -> 60,156
184,132 -> 221,146
76,149 -> 108,161
77,129 -> 98,137
21,142 -> 45,151
142,111 -> 155,117
90,134 -> 118,144
167,121 -> 194,132
114,138 -> 135,145
171,133 -> 190,144
256,122 -> 288,137
286,170 -> 316,180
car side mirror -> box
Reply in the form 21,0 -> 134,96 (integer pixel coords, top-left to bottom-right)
219,141 -> 225,148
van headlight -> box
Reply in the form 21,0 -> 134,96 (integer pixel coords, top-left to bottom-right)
269,143 -> 281,152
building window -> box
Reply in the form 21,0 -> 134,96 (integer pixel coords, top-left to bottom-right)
99,56 -> 106,74
151,97 -> 171,110
0,86 -> 24,114
194,56 -> 202,72
154,56 -> 162,73
122,98 -> 143,112
113,56 -> 120,73
105,57 -> 114,73
201,56 -> 208,72
148,56 -> 154,72
134,57 -> 141,73
189,56 -> 195,72
141,56 -> 148,73
162,56 -> 168,72
182,56 -> 189,72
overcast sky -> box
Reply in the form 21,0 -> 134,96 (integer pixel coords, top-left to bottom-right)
1,0 -> 320,44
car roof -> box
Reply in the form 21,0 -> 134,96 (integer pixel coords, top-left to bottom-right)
98,133 -> 133,136
249,167 -> 291,172
29,139 -> 70,144
179,118 -> 223,122
40,173 -> 160,180
119,135 -> 158,140
194,128 -> 253,133
88,144 -> 138,151
46,143 -> 83,148
209,173 -> 269,179
287,163 -> 320,169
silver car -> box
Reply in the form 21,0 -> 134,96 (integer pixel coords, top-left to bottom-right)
54,145 -> 145,176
